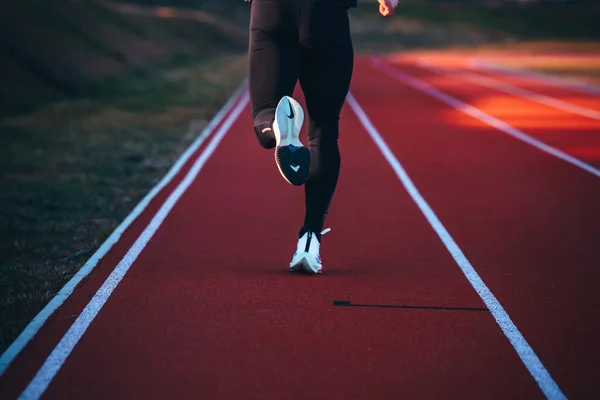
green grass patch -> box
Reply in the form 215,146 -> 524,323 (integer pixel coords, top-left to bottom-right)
87,1 -> 149,38
391,2 -> 600,40
23,1 -> 127,63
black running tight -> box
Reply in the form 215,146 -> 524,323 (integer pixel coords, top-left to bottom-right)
248,0 -> 354,237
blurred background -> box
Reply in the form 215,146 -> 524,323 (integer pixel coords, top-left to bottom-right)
1,0 -> 599,119
1,0 -> 598,354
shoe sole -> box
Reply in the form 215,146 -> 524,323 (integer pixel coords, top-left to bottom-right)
273,96 -> 310,186
275,146 -> 310,186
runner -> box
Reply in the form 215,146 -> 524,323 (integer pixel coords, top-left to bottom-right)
246,0 -> 397,274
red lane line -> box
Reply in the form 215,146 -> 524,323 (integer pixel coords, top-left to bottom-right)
0,87 -> 248,397
23,86 -> 544,398
384,60 -> 600,170
355,57 -> 600,398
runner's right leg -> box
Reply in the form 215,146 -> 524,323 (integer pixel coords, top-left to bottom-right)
289,0 -> 354,274
298,1 -> 354,240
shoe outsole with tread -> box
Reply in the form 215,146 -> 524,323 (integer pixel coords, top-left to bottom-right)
273,96 -> 310,186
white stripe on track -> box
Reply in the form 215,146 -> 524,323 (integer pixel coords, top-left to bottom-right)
470,60 -> 600,96
0,80 -> 248,377
417,60 -> 600,121
371,58 -> 600,179
347,92 -> 566,400
18,92 -> 250,400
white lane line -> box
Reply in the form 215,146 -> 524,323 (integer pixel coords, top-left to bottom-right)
417,60 -> 600,121
470,59 -> 600,97
18,92 -> 250,400
347,92 -> 566,400
0,79 -> 248,377
371,58 -> 600,179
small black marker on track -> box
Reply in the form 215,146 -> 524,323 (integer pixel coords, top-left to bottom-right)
333,300 -> 489,312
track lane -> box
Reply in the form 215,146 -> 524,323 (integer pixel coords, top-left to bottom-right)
355,58 -> 600,398
466,66 -> 600,113
470,62 -> 600,102
17,89 -> 543,399
382,58 -> 600,170
417,62 -> 600,121
0,92 -> 246,398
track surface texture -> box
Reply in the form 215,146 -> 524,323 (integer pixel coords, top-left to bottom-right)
1,56 -> 599,400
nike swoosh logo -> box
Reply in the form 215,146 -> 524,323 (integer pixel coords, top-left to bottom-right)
291,164 -> 300,172
286,100 -> 294,119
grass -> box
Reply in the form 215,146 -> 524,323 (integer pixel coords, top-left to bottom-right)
391,1 -> 600,40
347,4 -> 490,53
24,1 -> 127,63
87,2 -> 149,38
0,55 -> 247,353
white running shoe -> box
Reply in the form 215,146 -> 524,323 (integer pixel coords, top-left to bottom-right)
273,96 -> 311,186
289,228 -> 331,274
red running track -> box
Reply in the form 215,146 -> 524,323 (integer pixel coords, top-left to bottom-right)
1,56 -> 599,399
